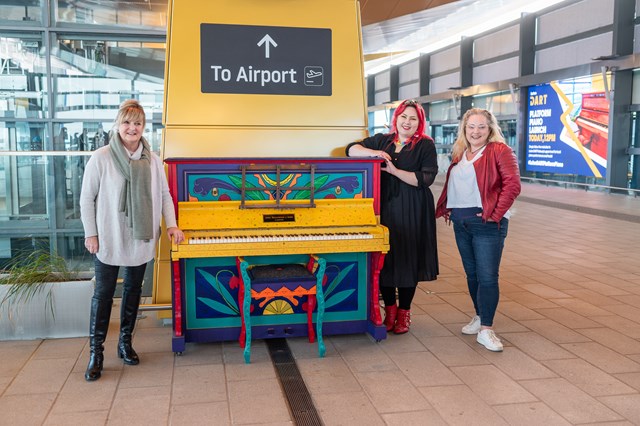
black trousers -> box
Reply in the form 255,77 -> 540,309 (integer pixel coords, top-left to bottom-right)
380,286 -> 416,310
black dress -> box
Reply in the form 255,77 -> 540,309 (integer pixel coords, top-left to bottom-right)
347,133 -> 439,288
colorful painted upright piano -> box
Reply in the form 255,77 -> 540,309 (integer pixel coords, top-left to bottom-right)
156,0 -> 387,354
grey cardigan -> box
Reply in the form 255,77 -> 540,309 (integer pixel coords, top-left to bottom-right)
80,144 -> 178,266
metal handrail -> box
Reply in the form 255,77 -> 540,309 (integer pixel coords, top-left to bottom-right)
520,176 -> 640,197
138,303 -> 172,312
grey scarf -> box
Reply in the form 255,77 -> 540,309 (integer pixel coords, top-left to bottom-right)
110,132 -> 154,241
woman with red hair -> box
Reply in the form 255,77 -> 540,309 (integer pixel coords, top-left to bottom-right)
346,99 -> 438,334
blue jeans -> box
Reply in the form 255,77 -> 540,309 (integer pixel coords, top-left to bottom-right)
451,210 -> 508,327
93,257 -> 147,304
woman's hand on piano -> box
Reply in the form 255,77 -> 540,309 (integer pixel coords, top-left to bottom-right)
375,150 -> 391,161
167,227 -> 185,244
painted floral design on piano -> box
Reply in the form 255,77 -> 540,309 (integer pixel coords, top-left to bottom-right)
322,263 -> 356,310
317,176 -> 360,194
195,269 -> 242,316
193,178 -> 240,197
194,262 -> 357,316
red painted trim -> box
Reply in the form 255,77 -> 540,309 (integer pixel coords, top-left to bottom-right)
369,252 -> 385,326
164,157 -> 384,165
166,162 -> 179,218
372,162 -> 382,215
236,257 -> 246,348
172,261 -> 183,337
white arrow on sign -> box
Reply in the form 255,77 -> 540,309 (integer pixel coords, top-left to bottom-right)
257,34 -> 278,59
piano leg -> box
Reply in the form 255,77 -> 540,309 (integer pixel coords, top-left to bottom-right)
237,259 -> 253,363
369,252 -> 387,342
370,252 -> 385,326
172,261 -> 186,354
236,257 -> 247,350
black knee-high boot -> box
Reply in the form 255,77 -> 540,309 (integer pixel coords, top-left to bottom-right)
85,298 -> 112,381
117,290 -> 141,365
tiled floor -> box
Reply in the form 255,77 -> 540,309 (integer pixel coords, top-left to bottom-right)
2,180 -> 640,425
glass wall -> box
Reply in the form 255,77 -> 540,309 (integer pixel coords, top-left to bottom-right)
56,1 -> 167,30
0,1 -> 167,270
428,100 -> 458,173
0,33 -> 48,119
0,1 -> 43,25
473,91 -> 517,116
630,111 -> 640,190
368,108 -> 393,135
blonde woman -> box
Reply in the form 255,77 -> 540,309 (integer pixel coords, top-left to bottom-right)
435,108 -> 520,351
80,99 -> 184,381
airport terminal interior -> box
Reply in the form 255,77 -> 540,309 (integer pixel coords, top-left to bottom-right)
2,0 -> 640,424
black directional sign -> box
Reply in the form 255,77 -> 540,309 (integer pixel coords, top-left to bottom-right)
200,23 -> 332,96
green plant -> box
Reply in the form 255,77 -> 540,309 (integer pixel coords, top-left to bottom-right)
0,249 -> 79,319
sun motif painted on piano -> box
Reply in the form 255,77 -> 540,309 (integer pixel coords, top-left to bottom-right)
263,300 -> 294,315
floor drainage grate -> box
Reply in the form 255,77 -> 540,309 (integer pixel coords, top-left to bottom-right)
267,338 -> 323,426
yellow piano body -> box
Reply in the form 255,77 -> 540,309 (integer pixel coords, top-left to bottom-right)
172,199 -> 388,258
159,0 -> 384,352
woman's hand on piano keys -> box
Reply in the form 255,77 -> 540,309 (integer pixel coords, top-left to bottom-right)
167,227 -> 185,244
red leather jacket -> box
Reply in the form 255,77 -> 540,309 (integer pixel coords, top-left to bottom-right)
435,142 -> 521,223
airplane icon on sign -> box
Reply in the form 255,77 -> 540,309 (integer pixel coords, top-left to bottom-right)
304,66 -> 324,86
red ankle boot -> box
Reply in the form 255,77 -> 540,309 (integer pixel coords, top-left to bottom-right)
394,309 -> 411,334
384,304 -> 397,332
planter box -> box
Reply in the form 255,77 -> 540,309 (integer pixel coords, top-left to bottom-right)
0,279 -> 94,340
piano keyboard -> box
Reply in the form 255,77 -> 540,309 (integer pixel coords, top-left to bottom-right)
171,226 -> 389,259
171,199 -> 389,259
188,231 -> 374,244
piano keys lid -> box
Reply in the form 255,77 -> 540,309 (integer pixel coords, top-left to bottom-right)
178,198 -> 379,231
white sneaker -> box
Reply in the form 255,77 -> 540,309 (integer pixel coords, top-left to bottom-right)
461,315 -> 481,335
477,329 -> 503,352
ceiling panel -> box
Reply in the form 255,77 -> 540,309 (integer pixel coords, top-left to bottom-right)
360,0 -> 461,26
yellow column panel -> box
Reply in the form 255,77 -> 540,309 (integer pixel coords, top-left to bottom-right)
156,0 -> 368,314
163,0 -> 367,158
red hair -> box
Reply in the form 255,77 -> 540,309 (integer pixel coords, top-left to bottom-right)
389,100 -> 428,149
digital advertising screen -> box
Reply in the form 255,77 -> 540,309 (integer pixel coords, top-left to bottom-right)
525,75 -> 609,178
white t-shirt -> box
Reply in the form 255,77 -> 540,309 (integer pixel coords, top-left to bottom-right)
446,148 -> 484,209
446,146 -> 512,219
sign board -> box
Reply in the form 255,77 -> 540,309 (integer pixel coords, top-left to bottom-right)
200,23 -> 332,96
525,76 -> 609,178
